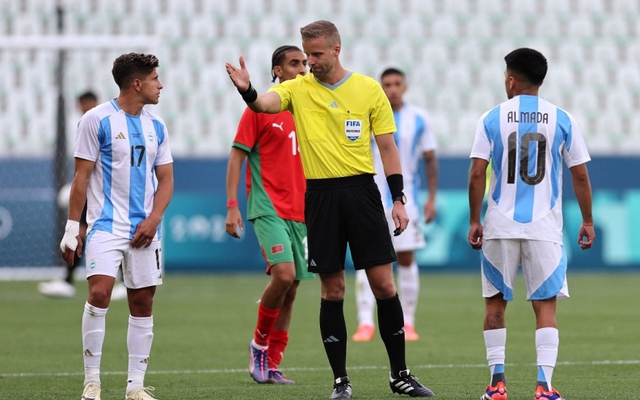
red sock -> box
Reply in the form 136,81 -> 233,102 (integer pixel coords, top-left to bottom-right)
268,329 -> 289,370
254,304 -> 279,347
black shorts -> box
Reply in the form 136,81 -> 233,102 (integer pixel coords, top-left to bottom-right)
305,174 -> 396,273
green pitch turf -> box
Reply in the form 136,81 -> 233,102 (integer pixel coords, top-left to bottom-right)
0,272 -> 638,399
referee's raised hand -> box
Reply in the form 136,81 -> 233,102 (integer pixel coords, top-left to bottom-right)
225,56 -> 251,92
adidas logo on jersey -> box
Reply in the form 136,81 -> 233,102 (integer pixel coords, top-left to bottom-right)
328,101 -> 338,108
310,259 -> 317,267
115,132 -> 126,139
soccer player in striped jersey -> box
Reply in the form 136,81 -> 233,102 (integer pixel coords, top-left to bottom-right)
227,20 -> 434,399
39,91 -> 128,301
225,45 -> 314,385
59,53 -> 174,400
353,67 -> 439,342
468,48 -> 595,400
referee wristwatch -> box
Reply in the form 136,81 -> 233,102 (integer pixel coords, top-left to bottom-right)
393,194 -> 407,205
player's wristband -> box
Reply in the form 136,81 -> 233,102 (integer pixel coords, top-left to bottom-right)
59,220 -> 80,252
226,199 -> 239,209
238,82 -> 258,103
386,174 -> 404,198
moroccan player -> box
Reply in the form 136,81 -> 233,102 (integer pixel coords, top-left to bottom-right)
225,45 -> 314,384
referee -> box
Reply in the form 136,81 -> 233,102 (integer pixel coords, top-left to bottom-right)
226,20 -> 434,399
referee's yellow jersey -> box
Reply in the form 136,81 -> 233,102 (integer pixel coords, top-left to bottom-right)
269,72 -> 396,179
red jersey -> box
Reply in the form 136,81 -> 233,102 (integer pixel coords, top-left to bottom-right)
232,108 -> 305,222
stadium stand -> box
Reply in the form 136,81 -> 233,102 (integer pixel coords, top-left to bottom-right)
0,0 -> 638,156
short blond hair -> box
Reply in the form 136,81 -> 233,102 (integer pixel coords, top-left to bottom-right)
300,20 -> 341,46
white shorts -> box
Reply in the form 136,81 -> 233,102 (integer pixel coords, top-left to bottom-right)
85,230 -> 163,289
385,205 -> 426,252
481,239 -> 568,301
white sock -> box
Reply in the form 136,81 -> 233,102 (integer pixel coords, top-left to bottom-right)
397,261 -> 419,326
126,316 -> 154,394
536,327 -> 559,388
82,302 -> 108,386
355,269 -> 375,326
484,328 -> 507,375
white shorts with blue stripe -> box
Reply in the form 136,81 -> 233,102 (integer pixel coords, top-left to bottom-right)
481,239 -> 569,301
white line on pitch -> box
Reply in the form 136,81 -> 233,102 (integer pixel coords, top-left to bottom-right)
1,360 -> 638,379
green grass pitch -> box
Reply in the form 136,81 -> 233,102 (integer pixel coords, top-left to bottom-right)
1,272 -> 638,399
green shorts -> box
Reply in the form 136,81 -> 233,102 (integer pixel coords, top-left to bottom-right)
251,215 -> 315,281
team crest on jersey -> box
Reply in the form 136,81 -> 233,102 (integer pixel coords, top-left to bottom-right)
344,119 -> 362,141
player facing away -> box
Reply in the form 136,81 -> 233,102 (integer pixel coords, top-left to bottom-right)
59,53 -> 174,400
468,48 -> 595,400
353,67 -> 439,342
226,20 -> 434,399
225,45 -> 314,385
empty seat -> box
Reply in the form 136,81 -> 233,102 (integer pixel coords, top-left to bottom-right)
360,14 -> 390,40
464,15 -> 495,41
573,0 -> 605,15
435,87 -> 461,114
212,39 -> 242,65
622,116 -> 640,153
429,112 -> 451,147
454,40 -> 483,66
566,15 -> 595,38
622,41 -> 640,66
430,15 -> 458,39
256,14 -> 290,40
383,41 -> 415,72
396,15 -> 426,39
339,0 -> 369,19
581,63 -> 612,91
220,15 -> 253,40
404,0 -> 437,16
268,0 -> 298,16
610,0 -> 638,14
556,40 -> 586,67
128,0 -> 162,16
345,41 -> 380,73
533,15 -> 562,41
246,40 -> 275,88
441,0 -> 471,15
590,110 -> 623,154
615,64 -> 640,90
420,41 -> 450,69
590,41 -> 620,66
187,15 -> 218,38
571,87 -> 600,116
471,0 -> 504,16
540,0 -> 571,14
467,89 -> 495,114
542,63 -> 574,94
233,0 -> 267,17
447,112 -> 479,153
441,63 -> 472,89
151,15 -> 183,38
600,15 -> 629,39
605,85 -> 634,115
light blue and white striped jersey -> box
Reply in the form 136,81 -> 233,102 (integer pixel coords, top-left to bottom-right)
74,99 -> 173,240
373,103 -> 437,215
470,94 -> 590,243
